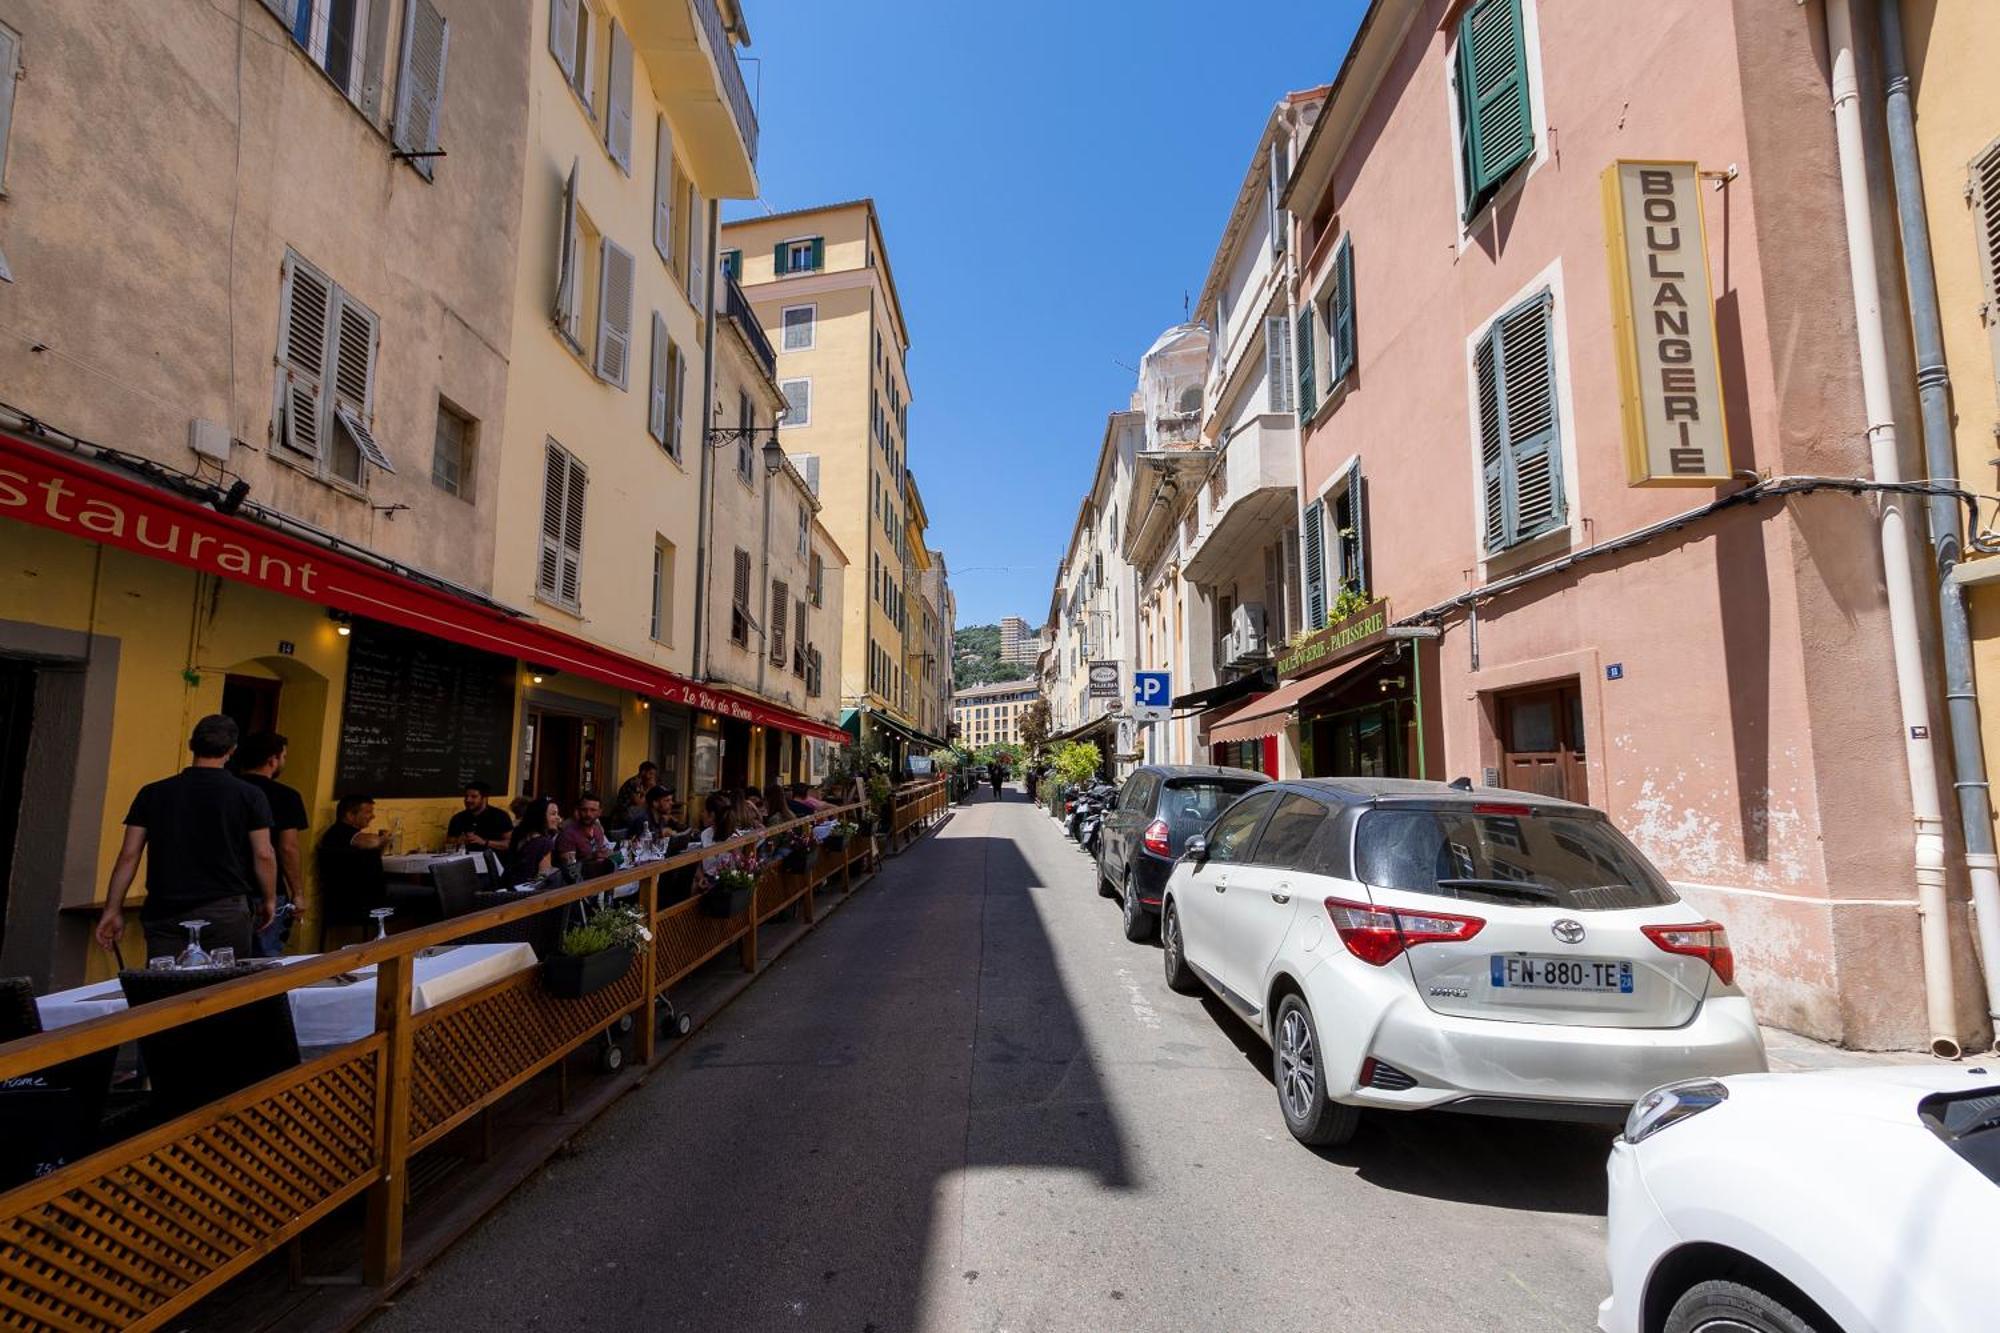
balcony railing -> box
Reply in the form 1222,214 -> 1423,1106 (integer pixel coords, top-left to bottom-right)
693,0 -> 759,167
725,272 -> 775,378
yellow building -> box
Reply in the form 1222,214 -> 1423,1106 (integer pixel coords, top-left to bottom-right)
720,200 -> 944,762
952,681 -> 1040,751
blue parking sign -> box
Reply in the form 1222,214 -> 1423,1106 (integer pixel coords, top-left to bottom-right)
1133,671 -> 1171,719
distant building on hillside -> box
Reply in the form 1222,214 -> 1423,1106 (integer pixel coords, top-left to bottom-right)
953,679 -> 1039,750
999,615 -> 1039,665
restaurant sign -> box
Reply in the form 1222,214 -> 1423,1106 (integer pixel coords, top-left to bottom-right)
1601,160 -> 1731,486
1088,660 -> 1121,700
1275,599 -> 1389,680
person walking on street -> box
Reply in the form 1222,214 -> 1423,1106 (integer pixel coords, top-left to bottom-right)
94,714 -> 276,963
989,761 -> 1005,801
235,731 -> 306,957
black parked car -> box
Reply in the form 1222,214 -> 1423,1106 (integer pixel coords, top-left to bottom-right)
1096,765 -> 1267,941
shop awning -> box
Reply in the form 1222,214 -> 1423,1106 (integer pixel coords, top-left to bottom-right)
0,429 -> 852,745
1048,711 -> 1116,745
845,706 -> 944,750
1208,652 -> 1382,745
1172,667 -> 1275,713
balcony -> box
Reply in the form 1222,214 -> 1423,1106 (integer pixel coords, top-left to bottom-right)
1181,413 -> 1299,585
629,0 -> 759,199
724,273 -> 775,378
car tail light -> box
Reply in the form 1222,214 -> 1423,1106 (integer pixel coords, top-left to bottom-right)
1143,819 -> 1171,857
1641,921 -> 1736,985
1323,896 -> 1485,967
1474,802 -> 1533,817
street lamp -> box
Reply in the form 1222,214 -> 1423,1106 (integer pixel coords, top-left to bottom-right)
763,436 -> 784,476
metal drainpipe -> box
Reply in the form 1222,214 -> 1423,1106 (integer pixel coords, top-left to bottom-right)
691,199 -> 722,682
1882,0 -> 2000,1048
1826,0 -> 1960,1057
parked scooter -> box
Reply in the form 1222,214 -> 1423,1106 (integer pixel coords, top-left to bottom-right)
1067,782 -> 1117,844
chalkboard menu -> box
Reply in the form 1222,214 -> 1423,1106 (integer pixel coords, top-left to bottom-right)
335,619 -> 517,798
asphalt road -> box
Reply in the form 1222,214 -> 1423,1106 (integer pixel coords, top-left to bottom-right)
373,788 -> 1614,1332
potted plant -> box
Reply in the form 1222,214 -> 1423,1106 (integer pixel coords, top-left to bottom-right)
779,824 -> 814,874
824,819 -> 858,852
701,849 -> 761,918
542,904 -> 650,999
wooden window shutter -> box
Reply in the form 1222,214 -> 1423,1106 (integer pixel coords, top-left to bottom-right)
771,580 -> 788,662
1476,290 -> 1563,551
809,237 -> 824,270
794,599 -> 807,675
772,241 -> 789,276
1295,309 -> 1316,419
671,346 -> 687,459
1457,0 -> 1533,217
1971,138 -> 2000,383
553,158 -> 579,335
1331,235 -> 1357,384
276,254 -> 331,459
1267,141 -> 1285,255
605,20 -> 633,173
653,117 -> 674,262
548,0 -> 579,82
1341,460 -> 1367,595
391,0 -> 449,179
1301,498 -> 1327,630
595,237 -> 635,388
687,187 -> 707,314
1265,316 -> 1294,413
560,451 -> 586,605
538,441 -> 566,601
733,549 -> 751,606
648,312 -> 669,444
329,290 -> 393,473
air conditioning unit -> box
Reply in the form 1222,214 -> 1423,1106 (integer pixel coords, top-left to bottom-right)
1225,603 -> 1269,668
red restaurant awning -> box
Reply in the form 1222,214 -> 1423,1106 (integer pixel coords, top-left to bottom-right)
0,430 -> 850,745
1208,652 -> 1380,745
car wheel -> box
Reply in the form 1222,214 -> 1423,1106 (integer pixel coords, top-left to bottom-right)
1273,994 -> 1358,1149
1121,872 -> 1154,942
1161,902 -> 1199,994
1665,1280 -> 1823,1333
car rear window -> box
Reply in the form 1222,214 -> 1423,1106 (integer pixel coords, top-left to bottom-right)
1159,779 -> 1264,833
1354,807 -> 1679,910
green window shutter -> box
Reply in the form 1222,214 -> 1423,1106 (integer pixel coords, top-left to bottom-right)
809,236 -> 825,270
722,249 -> 741,281
1301,499 -> 1326,630
1475,289 -> 1562,551
1457,0 -> 1533,218
1331,235 -> 1356,384
1295,309 -> 1316,419
773,242 -> 789,276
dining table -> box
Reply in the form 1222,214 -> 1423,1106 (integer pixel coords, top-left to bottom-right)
35,942 -> 541,1052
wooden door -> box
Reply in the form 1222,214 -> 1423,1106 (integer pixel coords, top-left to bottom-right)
1497,683 -> 1587,802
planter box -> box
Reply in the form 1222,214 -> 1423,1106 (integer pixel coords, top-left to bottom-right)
823,834 -> 847,852
782,848 -> 812,874
701,882 -> 755,918
541,943 -> 633,999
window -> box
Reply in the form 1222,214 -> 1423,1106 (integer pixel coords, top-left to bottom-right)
793,599 -> 808,677
651,537 -> 674,643
808,551 -> 824,607
430,400 -> 474,498
1453,0 -> 1534,220
776,236 -> 824,276
797,502 -> 810,557
1294,306 -> 1316,419
1264,316 -> 1295,414
549,0 -> 596,116
274,251 -> 390,485
1266,139 -> 1287,256
1474,289 -> 1564,552
781,305 -> 816,351
1325,235 -> 1356,389
721,249 -> 742,282
1971,137 -> 2000,384
277,0 -> 373,102
770,579 -> 789,664
736,390 -> 754,480
594,237 -> 635,388
653,117 -> 675,265
779,378 -> 811,428
537,440 -> 587,610
648,313 -> 686,459
390,0 -> 450,179
1252,795 -> 1327,869
730,548 -> 751,645
603,19 -> 633,172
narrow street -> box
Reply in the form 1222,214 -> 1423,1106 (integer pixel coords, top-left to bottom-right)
374,791 -> 1613,1332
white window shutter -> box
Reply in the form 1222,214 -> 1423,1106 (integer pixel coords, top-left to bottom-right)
561,452 -> 587,606
553,158 -> 579,335
671,345 -> 687,458
595,238 -> 635,388
392,0 -> 449,179
1265,315 -> 1294,413
549,0 -> 579,82
1971,138 -> 2000,382
605,20 -> 633,173
327,288 -> 392,474
538,442 -> 566,600
688,186 -> 707,315
276,255 -> 332,459
648,312 -> 669,443
653,116 -> 675,262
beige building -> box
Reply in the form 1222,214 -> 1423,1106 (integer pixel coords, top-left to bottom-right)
721,200 -> 944,762
953,680 -> 1040,751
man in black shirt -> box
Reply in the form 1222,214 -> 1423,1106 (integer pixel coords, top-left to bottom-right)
237,731 -> 307,957
95,714 -> 276,962
316,795 -> 387,944
446,781 -> 514,852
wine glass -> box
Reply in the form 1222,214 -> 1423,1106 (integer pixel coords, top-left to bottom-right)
369,906 -> 394,940
175,920 -> 211,969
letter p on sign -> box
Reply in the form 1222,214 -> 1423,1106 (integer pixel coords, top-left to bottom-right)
1133,671 -> 1170,721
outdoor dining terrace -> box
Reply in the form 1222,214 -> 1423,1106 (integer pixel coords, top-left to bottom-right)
0,779 -> 954,1332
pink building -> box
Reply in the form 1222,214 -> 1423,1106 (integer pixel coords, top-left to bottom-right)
1272,0 -> 1986,1049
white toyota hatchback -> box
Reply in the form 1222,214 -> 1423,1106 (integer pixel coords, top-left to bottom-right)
1158,777 -> 1768,1146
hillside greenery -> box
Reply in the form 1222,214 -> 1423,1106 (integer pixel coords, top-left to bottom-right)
954,623 -> 1032,690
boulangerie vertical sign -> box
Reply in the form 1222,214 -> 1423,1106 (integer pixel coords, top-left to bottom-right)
1602,160 -> 1732,486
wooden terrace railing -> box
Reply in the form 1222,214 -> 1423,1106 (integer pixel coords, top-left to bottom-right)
0,793 -> 948,1332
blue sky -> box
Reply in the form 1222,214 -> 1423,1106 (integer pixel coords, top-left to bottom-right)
723,0 -> 1367,628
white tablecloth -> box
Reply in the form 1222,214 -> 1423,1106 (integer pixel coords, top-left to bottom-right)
35,943 -> 540,1049
382,850 -> 493,877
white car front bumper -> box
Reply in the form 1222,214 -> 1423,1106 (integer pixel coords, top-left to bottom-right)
1300,958 -> 1768,1113
1598,1138 -> 1679,1333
